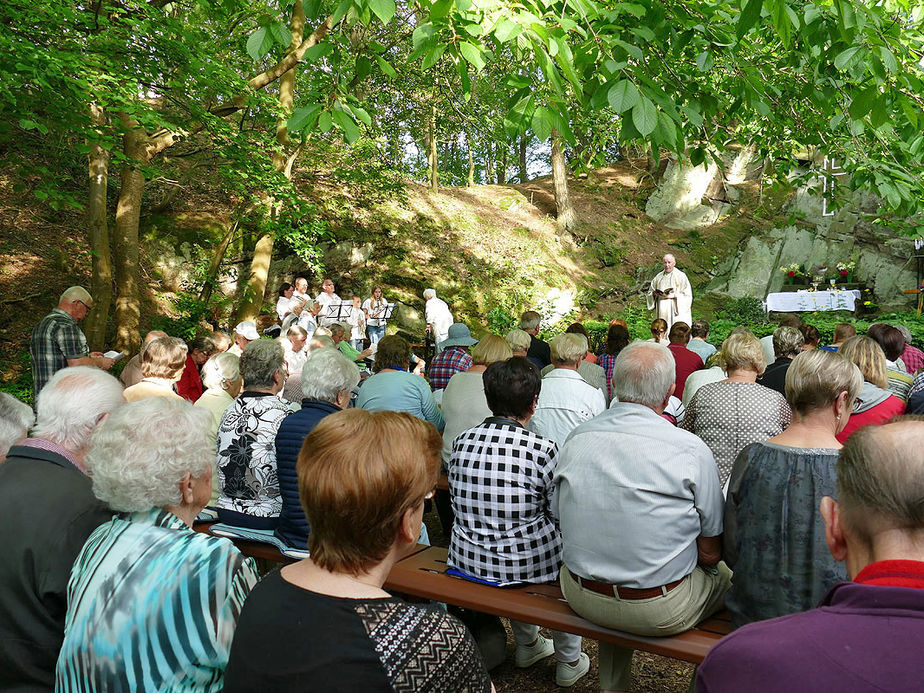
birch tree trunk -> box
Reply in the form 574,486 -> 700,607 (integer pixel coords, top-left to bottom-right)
84,103 -> 112,351
428,104 -> 438,191
551,129 -> 575,233
519,135 -> 528,183
466,132 -> 475,187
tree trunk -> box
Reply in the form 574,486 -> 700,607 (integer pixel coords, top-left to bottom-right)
236,0 -> 305,323
112,118 -> 146,355
485,140 -> 494,185
428,104 -> 438,191
551,129 -> 575,234
496,140 -> 507,184
84,103 -> 112,351
199,218 -> 240,304
466,132 -> 475,187
519,135 -> 528,183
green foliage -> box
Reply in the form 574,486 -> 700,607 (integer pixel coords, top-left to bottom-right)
152,292 -> 221,341
716,297 -> 768,326
485,306 -> 517,335
0,352 -> 34,407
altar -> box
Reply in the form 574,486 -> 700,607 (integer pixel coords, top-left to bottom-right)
765,289 -> 862,313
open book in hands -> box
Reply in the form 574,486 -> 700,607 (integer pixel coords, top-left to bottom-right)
653,287 -> 675,298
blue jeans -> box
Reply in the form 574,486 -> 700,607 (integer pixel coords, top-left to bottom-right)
368,324 -> 386,344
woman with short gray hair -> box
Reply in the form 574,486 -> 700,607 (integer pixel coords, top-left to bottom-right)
195,352 -> 243,504
274,349 -> 361,549
0,393 -> 33,462
725,349 -> 862,627
55,397 -> 258,692
682,331 -> 792,485
123,336 -> 187,402
215,339 -> 299,529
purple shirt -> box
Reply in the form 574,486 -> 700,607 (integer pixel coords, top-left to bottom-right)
697,563 -> 924,692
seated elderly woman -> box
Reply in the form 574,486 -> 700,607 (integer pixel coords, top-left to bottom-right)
757,326 -> 804,396
55,398 -> 258,691
448,357 -> 590,687
194,352 -> 243,505
682,331 -> 792,486
355,335 -> 444,431
216,339 -> 299,529
836,335 -> 906,442
540,333 -> 609,401
724,349 -> 862,627
0,392 -> 33,463
504,328 -> 531,357
122,336 -> 187,402
222,409 -> 493,692
328,322 -> 374,363
274,348 -> 361,549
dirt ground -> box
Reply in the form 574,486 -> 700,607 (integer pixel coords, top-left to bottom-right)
422,509 -> 696,693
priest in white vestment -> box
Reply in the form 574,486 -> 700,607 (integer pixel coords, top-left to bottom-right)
647,254 -> 693,329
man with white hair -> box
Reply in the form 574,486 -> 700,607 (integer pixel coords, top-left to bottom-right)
646,254 -> 693,330
697,418 -> 924,692
30,286 -> 115,393
228,321 -> 259,356
529,333 -> 606,446
423,288 -> 453,349
0,392 -> 33,462
554,342 -> 729,692
0,367 -> 124,690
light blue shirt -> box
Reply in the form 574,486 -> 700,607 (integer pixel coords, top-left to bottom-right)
528,369 -> 606,446
355,371 -> 445,431
687,338 -> 717,365
553,402 -> 723,588
56,509 -> 258,692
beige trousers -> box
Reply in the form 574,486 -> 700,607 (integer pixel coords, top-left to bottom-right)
560,563 -> 731,690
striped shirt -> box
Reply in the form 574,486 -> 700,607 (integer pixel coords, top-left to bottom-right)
56,508 -> 258,693
30,309 -> 89,394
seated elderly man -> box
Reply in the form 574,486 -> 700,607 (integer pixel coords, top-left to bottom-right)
539,337 -> 608,402
520,310 -> 551,368
666,322 -> 705,400
228,321 -> 259,356
55,398 -> 258,691
123,336 -> 187,402
274,348 -> 361,549
216,339 -> 299,529
555,341 -> 729,693
529,333 -> 606,446
698,418 -> 924,692
428,323 -> 477,391
757,325 -> 804,396
0,367 -> 124,690
448,357 -> 590,687
328,322 -> 374,363
0,392 -> 33,462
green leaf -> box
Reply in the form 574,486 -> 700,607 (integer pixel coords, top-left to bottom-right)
332,109 -> 360,143
270,22 -> 292,48
246,27 -> 273,62
287,104 -> 322,132
459,42 -> 486,71
607,79 -> 639,113
869,96 -> 888,130
737,0 -> 763,39
318,111 -> 333,133
829,113 -> 844,130
879,46 -> 898,73
834,46 -> 862,70
304,43 -> 333,63
412,23 -> 435,50
680,104 -> 704,128
428,0 -> 452,20
367,0 -> 396,24
532,106 -> 552,142
375,56 -> 397,78
690,147 -> 706,166
494,19 -> 522,43
355,56 -> 372,82
351,105 -> 372,126
422,43 -> 447,70
803,2 -> 821,24
695,50 -> 714,72
331,0 -> 352,24
463,23 -> 483,36
302,0 -> 322,20
632,98 -> 658,137
849,86 -> 877,121
612,39 -> 643,60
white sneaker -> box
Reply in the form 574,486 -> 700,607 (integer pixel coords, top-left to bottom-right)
515,635 -> 555,668
555,652 -> 590,687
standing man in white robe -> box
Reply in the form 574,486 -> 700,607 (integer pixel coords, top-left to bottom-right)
423,288 -> 453,352
647,254 -> 693,330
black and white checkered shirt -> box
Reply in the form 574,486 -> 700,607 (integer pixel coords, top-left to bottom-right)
447,417 -> 563,585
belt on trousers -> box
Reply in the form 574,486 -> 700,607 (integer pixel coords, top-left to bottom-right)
574,575 -> 685,600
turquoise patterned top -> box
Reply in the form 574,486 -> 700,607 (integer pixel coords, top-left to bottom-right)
56,509 -> 258,692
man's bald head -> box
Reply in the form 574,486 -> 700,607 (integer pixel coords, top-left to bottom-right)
837,418 -> 924,543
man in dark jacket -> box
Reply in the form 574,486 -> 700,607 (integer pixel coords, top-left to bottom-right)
520,310 -> 551,369
698,418 -> 924,692
274,348 -> 360,549
0,366 -> 124,690
758,326 -> 804,396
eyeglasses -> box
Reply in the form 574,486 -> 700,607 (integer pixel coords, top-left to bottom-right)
76,299 -> 91,312
852,397 -> 863,412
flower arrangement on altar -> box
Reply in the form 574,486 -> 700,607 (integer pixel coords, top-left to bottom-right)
836,260 -> 856,277
779,263 -> 804,278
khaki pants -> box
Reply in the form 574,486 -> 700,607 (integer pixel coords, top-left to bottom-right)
561,563 -> 731,690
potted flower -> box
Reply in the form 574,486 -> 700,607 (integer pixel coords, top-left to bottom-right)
836,261 -> 856,283
779,263 -> 804,285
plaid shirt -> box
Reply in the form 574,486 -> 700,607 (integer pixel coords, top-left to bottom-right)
597,353 -> 617,401
447,418 -> 562,585
429,347 -> 473,390
902,344 -> 924,374
30,309 -> 89,394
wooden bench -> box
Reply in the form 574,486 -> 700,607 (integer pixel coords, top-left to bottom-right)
383,546 -> 731,665
193,522 -> 729,664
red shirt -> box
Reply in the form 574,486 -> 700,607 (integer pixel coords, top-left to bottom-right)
668,342 -> 704,400
855,559 -> 924,589
175,353 -> 203,402
836,394 -> 906,443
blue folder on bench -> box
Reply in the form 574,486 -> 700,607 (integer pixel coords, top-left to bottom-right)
206,522 -> 311,560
